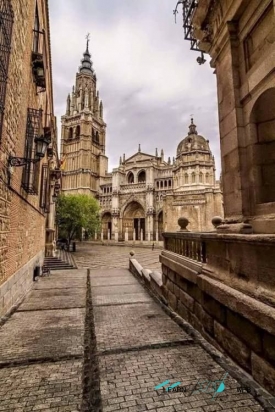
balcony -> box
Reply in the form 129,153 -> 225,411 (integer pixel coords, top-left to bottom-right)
120,182 -> 146,192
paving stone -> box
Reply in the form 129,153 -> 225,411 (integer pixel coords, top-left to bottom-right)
93,293 -> 152,306
94,302 -> 192,352
34,276 -> 86,290
18,288 -> 86,311
91,284 -> 145,296
0,361 -> 82,411
90,276 -> 139,287
99,348 -> 264,411
73,244 -> 162,272
0,309 -> 84,363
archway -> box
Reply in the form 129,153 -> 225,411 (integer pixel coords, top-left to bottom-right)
250,88 -> 275,204
101,212 -> 112,240
123,201 -> 145,240
158,211 -> 164,241
127,172 -> 134,183
137,170 -> 146,183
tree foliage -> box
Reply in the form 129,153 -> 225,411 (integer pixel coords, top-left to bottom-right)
56,194 -> 101,243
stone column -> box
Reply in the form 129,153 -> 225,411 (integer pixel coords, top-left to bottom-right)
140,229 -> 143,242
107,230 -> 110,241
125,227 -> 128,242
133,231 -> 136,242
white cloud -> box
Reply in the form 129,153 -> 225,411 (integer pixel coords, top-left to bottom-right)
49,0 -> 221,176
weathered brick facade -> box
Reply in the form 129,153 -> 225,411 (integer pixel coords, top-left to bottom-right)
0,0 -> 58,317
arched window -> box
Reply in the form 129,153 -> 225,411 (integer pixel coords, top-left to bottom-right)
128,172 -> 134,183
157,181 -> 159,189
138,170 -> 146,183
192,173 -> 195,183
168,180 -> 172,187
96,131 -> 99,143
164,180 -> 167,188
185,174 -> 188,184
160,181 -> 163,188
69,127 -> 73,139
199,173 -> 203,183
76,125 -> 80,138
205,173 -> 209,183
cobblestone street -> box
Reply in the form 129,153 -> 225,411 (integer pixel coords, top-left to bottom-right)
0,245 -> 273,411
73,244 -> 162,272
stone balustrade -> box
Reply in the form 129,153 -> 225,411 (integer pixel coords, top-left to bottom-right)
120,183 -> 146,191
164,233 -> 206,263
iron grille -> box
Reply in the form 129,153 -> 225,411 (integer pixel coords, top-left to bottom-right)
21,108 -> 42,194
174,0 -> 204,52
0,0 -> 14,142
40,164 -> 49,211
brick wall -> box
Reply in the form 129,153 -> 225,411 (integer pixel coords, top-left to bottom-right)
0,0 -> 56,316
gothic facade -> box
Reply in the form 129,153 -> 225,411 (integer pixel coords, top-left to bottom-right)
61,45 -> 223,242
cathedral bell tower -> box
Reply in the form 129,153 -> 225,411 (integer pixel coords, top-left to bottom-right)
60,35 -> 108,196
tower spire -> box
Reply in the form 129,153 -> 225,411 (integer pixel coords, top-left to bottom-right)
79,34 -> 94,75
188,116 -> 198,135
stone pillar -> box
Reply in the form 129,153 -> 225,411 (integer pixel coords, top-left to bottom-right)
148,232 -> 151,242
140,229 -> 143,242
156,231 -> 159,242
94,232 -> 97,240
107,230 -> 110,241
115,231 -> 118,242
133,231 -> 136,242
125,227 -> 128,242
101,231 -> 104,241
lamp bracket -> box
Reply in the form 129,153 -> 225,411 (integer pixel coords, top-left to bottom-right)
8,156 -> 40,167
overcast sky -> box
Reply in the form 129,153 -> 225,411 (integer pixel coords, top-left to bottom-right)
48,0 -> 221,177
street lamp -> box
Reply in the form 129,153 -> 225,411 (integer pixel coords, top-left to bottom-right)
8,134 -> 51,167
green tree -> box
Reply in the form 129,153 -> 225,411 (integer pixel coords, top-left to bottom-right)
56,194 -> 101,244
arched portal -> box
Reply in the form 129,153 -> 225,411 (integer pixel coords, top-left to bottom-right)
102,212 -> 112,240
158,211 -> 164,241
123,201 -> 145,240
250,88 -> 275,204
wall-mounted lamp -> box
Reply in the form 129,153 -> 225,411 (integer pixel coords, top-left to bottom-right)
8,134 -> 51,167
52,193 -> 58,203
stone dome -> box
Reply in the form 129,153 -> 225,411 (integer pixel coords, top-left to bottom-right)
176,119 -> 210,156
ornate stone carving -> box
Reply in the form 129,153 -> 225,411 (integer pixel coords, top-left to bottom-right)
146,207 -> 155,216
111,208 -> 120,217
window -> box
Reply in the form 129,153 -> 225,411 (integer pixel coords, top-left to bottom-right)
199,173 -> 203,183
76,125 -> 80,138
192,173 -> 195,183
205,173 -> 209,183
33,4 -> 40,53
185,174 -> 188,184
0,0 -> 14,142
22,108 -> 42,194
138,170 -> 146,183
40,164 -> 49,211
69,127 -> 73,139
128,172 -> 134,183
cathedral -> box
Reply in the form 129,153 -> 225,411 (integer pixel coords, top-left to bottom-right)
61,40 -> 224,243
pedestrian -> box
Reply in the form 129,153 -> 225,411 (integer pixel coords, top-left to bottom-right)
152,243 -> 154,250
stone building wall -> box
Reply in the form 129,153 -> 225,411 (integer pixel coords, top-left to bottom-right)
160,248 -> 275,396
0,0 -> 56,317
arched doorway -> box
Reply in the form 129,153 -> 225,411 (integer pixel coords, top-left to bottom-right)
158,211 -> 164,241
123,201 -> 145,240
250,88 -> 275,205
127,172 -> 134,183
102,212 -> 112,240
